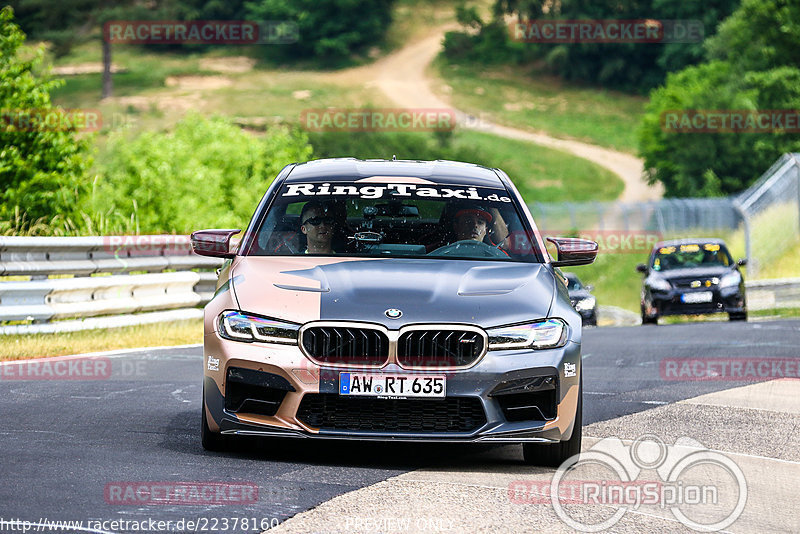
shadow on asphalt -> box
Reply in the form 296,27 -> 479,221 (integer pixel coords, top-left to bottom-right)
158,410 -> 553,472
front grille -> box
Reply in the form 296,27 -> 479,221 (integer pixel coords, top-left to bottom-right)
397,329 -> 485,368
670,277 -> 717,289
296,394 -> 486,433
302,326 -> 389,366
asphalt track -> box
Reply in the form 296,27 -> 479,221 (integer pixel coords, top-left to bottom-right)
1,319 -> 798,533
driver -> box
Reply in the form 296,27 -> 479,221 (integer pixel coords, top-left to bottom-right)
453,207 -> 492,242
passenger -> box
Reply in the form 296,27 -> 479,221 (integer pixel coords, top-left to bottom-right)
300,201 -> 336,254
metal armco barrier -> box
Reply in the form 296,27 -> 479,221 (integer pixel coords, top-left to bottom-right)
0,236 -> 224,335
0,237 -> 797,334
745,278 -> 800,311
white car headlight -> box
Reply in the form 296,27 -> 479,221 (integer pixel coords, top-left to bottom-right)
648,276 -> 672,291
719,271 -> 741,288
218,310 -> 299,344
487,319 -> 567,350
575,297 -> 596,312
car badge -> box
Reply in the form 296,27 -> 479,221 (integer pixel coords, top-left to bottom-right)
385,308 -> 403,319
690,280 -> 701,288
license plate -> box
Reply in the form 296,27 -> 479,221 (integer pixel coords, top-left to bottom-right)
681,291 -> 713,303
339,373 -> 446,398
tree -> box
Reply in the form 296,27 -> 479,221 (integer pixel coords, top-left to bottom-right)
0,7 -> 92,226
245,0 -> 395,62
639,0 -> 800,196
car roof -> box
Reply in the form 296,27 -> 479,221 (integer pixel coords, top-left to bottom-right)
283,158 -> 506,188
652,238 -> 728,250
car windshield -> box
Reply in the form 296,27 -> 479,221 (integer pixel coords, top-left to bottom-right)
245,180 -> 542,262
652,243 -> 733,271
565,275 -> 583,290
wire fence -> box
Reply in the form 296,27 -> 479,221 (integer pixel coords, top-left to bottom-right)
528,153 -> 800,277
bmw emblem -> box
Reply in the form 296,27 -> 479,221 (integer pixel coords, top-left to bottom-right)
385,308 -> 403,319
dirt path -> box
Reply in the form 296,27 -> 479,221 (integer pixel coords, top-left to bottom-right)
332,28 -> 663,202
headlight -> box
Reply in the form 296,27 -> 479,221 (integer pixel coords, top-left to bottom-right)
648,276 -> 672,291
487,319 -> 567,350
218,310 -> 299,344
575,297 -> 596,312
719,271 -> 741,288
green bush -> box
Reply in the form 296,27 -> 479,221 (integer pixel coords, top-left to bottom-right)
0,7 -> 93,228
91,114 -> 312,233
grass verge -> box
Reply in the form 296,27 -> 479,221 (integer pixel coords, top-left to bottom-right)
0,319 -> 203,361
434,60 -> 647,153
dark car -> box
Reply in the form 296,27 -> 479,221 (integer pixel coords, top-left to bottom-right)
192,157 -> 599,466
637,239 -> 747,324
564,272 -> 597,326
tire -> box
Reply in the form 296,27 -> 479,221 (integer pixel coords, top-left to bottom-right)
729,311 -> 747,321
641,313 -> 658,325
523,376 -> 582,467
201,388 -> 230,452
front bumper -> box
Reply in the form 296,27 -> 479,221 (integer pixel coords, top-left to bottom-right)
203,332 -> 582,444
648,285 -> 746,317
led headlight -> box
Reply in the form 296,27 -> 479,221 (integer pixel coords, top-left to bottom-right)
719,271 -> 741,288
487,318 -> 567,350
575,297 -> 596,312
218,310 -> 299,344
648,276 -> 672,292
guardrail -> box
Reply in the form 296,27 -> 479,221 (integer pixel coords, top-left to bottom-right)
745,277 -> 800,311
0,236 -> 224,335
1,236 -> 797,334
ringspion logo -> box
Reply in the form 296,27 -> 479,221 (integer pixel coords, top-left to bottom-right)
511,434 -> 747,532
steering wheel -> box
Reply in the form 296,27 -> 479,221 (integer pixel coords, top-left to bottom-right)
428,239 -> 508,258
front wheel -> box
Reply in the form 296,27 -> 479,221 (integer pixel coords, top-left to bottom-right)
201,387 -> 230,452
523,377 -> 582,467
641,313 -> 658,325
729,311 -> 747,321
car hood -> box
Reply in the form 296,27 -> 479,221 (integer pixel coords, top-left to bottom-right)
656,266 -> 734,280
230,257 -> 555,328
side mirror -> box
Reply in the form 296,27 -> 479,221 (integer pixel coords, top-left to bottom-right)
737,258 -> 747,266
585,284 -> 594,292
546,237 -> 598,267
190,229 -> 241,258
636,263 -> 648,274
